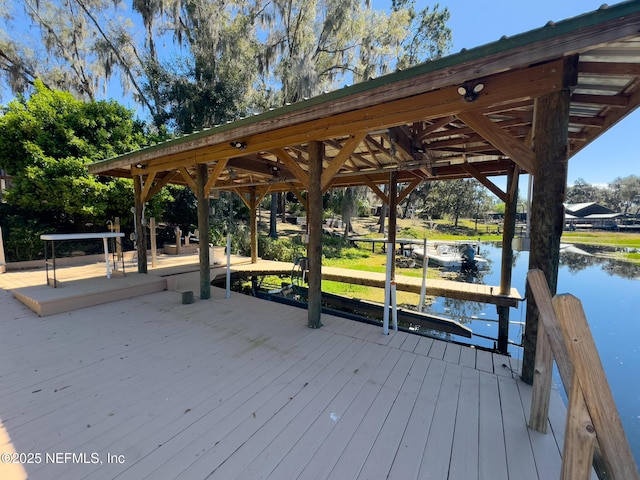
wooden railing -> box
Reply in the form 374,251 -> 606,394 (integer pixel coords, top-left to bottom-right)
527,269 -> 639,480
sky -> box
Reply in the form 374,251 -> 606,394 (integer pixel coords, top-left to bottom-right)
423,0 -> 639,188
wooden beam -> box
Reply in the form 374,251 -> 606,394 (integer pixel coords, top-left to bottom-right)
140,172 -> 156,203
579,61 -> 640,76
273,148 -> 310,187
461,161 -> 507,202
364,177 -> 389,205
321,132 -> 367,191
456,111 -> 535,173
204,159 -> 228,196
178,166 -> 197,193
287,183 -> 309,211
416,116 -> 454,141
396,177 -> 422,205
144,171 -> 178,202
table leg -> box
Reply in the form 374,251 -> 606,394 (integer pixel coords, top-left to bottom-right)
103,237 -> 112,278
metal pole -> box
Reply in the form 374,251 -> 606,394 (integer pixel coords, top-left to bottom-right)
226,233 -> 231,299
383,242 -> 393,335
418,238 -> 428,313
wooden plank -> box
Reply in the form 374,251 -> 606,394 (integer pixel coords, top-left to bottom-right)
296,348 -> 403,479
418,362 -> 463,479
459,345 -> 477,368
475,349 -> 494,373
449,367 -> 480,480
387,330 -> 409,349
479,371 -> 508,480
233,340 -> 388,480
498,375 -> 539,480
493,353 -> 514,378
325,351 -> 417,479
443,342 -> 462,364
265,343 -> 394,479
399,333 -> 420,352
356,354 -> 431,480
413,336 -> 434,356
427,339 -> 447,360
516,378 -> 565,480
202,335 -> 373,480
388,359 -> 446,480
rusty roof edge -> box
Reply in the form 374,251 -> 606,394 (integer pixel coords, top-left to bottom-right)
89,0 -> 640,174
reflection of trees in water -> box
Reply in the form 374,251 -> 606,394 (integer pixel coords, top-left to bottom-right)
601,260 -> 640,279
560,251 -> 640,279
428,297 -> 485,325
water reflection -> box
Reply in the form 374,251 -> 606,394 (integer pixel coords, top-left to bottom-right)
560,246 -> 640,279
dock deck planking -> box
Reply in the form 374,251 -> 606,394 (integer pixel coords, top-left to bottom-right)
449,366 -> 481,480
479,371 -> 509,480
419,362 -> 463,479
0,280 -> 566,479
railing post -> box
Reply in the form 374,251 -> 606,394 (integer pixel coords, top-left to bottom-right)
561,370 -> 597,480
529,321 -> 553,433
553,294 -> 640,480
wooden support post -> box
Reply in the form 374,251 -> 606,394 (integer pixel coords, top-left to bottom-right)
249,187 -> 258,263
114,217 -> 122,263
522,55 -> 577,384
150,217 -> 157,268
196,163 -> 211,300
497,163 -> 518,354
307,140 -> 323,329
133,175 -> 147,273
388,171 -> 398,280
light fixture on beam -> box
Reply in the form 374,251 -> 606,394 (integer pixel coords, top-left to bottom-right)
134,163 -> 146,169
229,141 -> 246,151
457,82 -> 485,102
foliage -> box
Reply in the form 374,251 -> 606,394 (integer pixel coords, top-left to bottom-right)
0,82 -> 164,259
566,176 -> 640,214
1,0 -> 451,132
258,236 -> 301,262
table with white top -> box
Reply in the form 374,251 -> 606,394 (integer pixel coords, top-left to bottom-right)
40,232 -> 125,287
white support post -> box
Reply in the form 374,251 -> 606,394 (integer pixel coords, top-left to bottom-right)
383,242 -> 393,335
225,233 -> 232,299
391,281 -> 398,331
418,238 -> 428,312
0,227 -> 6,274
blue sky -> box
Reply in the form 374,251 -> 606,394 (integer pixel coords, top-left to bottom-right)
429,0 -> 639,187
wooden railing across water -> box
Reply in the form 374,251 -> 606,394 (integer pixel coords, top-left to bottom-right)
527,269 -> 639,480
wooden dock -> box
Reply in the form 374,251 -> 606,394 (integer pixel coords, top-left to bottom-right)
227,260 -> 522,308
0,282 -> 568,480
2,255 -> 521,317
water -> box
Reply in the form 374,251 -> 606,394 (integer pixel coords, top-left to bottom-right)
424,243 -> 640,465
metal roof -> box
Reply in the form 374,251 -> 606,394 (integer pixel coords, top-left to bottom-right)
89,1 -> 640,198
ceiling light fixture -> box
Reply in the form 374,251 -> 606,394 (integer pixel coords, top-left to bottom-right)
230,141 -> 246,151
457,82 -> 485,102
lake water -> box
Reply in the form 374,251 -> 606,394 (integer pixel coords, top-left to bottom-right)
424,242 -> 640,465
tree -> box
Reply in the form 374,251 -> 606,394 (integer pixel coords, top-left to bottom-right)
0,81 -> 166,259
610,175 -> 640,214
566,178 -> 601,204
